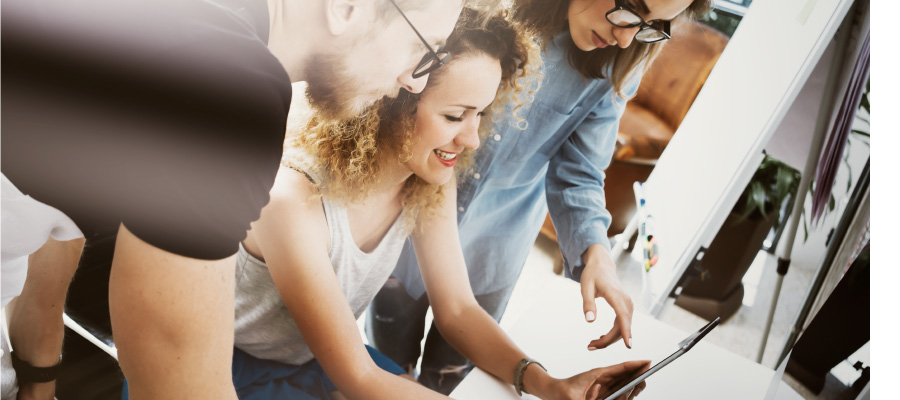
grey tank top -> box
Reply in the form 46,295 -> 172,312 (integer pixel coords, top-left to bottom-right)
233,195 -> 409,365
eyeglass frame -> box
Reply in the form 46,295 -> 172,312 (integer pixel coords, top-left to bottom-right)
386,0 -> 451,79
605,0 -> 672,44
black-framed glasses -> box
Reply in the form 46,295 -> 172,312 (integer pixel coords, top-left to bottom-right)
605,0 -> 671,44
387,0 -> 451,79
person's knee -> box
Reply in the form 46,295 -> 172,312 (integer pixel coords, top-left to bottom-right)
438,363 -> 469,378
419,362 -> 472,395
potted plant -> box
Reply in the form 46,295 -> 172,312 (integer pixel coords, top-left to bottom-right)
675,155 -> 801,321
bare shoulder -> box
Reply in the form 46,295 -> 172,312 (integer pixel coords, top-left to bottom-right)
249,165 -> 327,244
246,164 -> 333,278
269,164 -> 319,204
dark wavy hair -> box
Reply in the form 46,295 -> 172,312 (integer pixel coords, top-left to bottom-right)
513,0 -> 711,98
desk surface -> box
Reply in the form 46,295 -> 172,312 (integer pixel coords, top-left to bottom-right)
450,277 -> 775,399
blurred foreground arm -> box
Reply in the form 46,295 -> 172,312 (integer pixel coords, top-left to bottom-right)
109,225 -> 238,399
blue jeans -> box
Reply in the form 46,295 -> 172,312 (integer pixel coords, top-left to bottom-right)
121,345 -> 405,400
365,276 -> 515,395
232,345 -> 405,399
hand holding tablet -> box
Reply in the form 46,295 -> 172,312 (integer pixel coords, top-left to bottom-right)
600,317 -> 721,400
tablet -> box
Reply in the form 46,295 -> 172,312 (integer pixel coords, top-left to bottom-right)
603,317 -> 721,400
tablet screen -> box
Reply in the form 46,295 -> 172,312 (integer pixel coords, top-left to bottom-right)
602,317 -> 720,400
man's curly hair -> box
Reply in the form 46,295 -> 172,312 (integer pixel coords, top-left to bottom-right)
284,6 -> 541,228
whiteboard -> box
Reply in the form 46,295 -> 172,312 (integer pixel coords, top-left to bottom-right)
641,0 -> 855,316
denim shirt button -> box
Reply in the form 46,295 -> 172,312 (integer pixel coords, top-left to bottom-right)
473,173 -> 481,180
458,206 -> 465,213
492,134 -> 502,141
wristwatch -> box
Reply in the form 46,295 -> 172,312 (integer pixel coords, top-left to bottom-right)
10,350 -> 62,383
513,357 -> 546,396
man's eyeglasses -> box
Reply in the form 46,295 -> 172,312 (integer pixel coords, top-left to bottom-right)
605,0 -> 671,44
387,0 -> 451,79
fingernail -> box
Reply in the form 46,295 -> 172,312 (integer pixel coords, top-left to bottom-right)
628,337 -> 634,348
585,311 -> 595,322
588,346 -> 597,351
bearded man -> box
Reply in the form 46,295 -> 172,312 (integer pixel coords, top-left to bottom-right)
1,0 -> 463,397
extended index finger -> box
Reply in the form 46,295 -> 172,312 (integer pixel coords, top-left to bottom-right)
607,295 -> 634,348
618,307 -> 633,349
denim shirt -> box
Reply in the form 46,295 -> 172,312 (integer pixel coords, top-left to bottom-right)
393,31 -> 640,298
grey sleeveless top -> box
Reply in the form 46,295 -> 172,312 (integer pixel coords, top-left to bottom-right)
233,194 -> 409,365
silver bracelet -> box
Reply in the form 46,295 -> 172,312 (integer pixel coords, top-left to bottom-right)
514,358 -> 546,396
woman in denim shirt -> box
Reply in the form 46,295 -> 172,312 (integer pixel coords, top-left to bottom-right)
368,0 -> 713,394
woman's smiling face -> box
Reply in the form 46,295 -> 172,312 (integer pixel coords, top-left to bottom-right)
567,0 -> 693,51
404,55 -> 501,186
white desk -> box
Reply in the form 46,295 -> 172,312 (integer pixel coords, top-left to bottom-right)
450,277 -> 775,399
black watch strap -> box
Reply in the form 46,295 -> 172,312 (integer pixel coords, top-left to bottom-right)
10,350 -> 61,383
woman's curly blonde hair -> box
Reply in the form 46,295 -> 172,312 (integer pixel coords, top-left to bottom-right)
284,7 -> 541,228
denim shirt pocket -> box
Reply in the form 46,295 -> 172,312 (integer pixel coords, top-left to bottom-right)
492,104 -> 584,188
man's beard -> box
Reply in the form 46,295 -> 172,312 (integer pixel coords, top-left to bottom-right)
304,52 -> 388,120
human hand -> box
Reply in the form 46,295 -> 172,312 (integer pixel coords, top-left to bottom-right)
541,360 -> 651,400
580,245 -> 634,350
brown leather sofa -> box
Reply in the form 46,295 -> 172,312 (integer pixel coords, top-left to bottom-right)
541,21 -> 729,247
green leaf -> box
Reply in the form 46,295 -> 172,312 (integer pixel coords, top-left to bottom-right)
776,167 -> 793,204
803,214 -> 809,242
829,194 -> 836,212
844,158 -> 853,193
860,92 -> 869,114
751,181 -> 767,217
851,129 -> 870,137
739,189 -> 755,220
